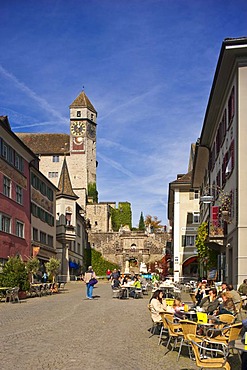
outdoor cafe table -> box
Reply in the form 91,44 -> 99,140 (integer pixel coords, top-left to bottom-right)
120,284 -> 135,298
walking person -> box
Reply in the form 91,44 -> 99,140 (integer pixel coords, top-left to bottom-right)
84,266 -> 96,300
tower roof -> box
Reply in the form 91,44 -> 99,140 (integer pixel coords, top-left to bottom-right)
57,157 -> 78,199
69,91 -> 97,113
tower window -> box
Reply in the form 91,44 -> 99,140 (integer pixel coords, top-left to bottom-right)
52,156 -> 59,162
77,111 -> 81,117
91,114 -> 94,121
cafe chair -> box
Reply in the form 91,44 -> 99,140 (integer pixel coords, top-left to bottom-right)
164,313 -> 182,351
205,322 -> 243,350
112,288 -> 122,299
158,312 -> 170,345
187,334 -> 230,370
5,287 -> 20,303
217,313 -> 235,328
177,319 -> 203,361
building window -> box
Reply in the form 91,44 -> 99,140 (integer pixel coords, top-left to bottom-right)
228,86 -> 235,127
48,235 -> 53,247
52,155 -> 59,163
48,172 -> 58,178
66,212 -> 72,226
182,235 -> 196,247
0,213 -> 11,233
15,153 -> 24,172
3,176 -> 11,198
16,185 -> 23,204
40,231 -> 47,244
16,220 -> 24,238
33,228 -> 39,241
77,224 -> 81,237
77,111 -> 81,117
193,212 -> 200,223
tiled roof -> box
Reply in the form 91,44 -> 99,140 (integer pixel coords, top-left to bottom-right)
16,133 -> 70,155
69,91 -> 97,113
57,157 -> 78,199
171,171 -> 192,184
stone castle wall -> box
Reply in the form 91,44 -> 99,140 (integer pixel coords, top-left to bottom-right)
88,230 -> 168,271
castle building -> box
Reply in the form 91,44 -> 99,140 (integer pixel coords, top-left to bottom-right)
18,91 -> 97,212
17,91 -> 167,275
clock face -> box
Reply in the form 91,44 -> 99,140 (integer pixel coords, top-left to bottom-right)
71,121 -> 86,136
87,124 -> 96,139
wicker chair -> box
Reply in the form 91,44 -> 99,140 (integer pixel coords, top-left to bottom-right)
164,313 -> 182,351
177,319 -> 202,361
187,333 -> 230,370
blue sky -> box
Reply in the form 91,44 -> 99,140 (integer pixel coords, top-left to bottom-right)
1,0 -> 247,227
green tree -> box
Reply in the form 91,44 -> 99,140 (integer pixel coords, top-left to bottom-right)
144,215 -> 162,232
26,257 -> 40,283
138,212 -> 145,230
45,258 -> 61,283
0,256 -> 30,291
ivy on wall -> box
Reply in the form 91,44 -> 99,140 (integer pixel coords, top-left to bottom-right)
87,182 -> 98,203
84,248 -> 119,275
111,202 -> 132,231
195,222 -> 218,276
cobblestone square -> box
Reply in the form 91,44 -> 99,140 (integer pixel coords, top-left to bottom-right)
0,282 -> 241,370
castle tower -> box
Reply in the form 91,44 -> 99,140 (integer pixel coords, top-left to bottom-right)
68,91 -> 97,209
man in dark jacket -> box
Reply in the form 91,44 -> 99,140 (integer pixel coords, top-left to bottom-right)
200,288 -> 220,314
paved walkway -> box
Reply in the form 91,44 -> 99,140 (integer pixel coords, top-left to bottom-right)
0,282 -> 241,369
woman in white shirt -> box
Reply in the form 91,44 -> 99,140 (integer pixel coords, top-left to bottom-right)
149,289 -> 167,323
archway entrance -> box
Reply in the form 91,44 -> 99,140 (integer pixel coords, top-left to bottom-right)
182,256 -> 198,279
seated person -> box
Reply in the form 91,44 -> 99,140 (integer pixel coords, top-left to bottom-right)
170,298 -> 186,320
149,289 -> 167,323
112,277 -> 121,289
129,276 -> 141,298
200,288 -> 220,314
195,282 -> 207,306
216,291 -> 237,315
227,284 -> 241,311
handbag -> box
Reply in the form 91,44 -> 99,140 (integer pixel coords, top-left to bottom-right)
89,278 -> 98,286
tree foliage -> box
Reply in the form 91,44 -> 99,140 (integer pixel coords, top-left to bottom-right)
0,256 -> 30,291
138,212 -> 145,230
45,258 -> 61,283
144,214 -> 162,231
26,257 -> 40,283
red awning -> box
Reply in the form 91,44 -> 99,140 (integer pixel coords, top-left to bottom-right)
183,256 -> 197,267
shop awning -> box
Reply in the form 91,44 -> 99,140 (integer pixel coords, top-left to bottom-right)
69,261 -> 79,269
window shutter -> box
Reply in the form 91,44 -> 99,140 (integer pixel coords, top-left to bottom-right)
187,213 -> 193,224
182,235 -> 186,247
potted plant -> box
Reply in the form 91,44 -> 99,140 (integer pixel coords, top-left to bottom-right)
0,256 -> 30,299
45,258 -> 61,283
26,257 -> 40,283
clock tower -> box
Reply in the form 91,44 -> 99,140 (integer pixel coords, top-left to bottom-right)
68,91 -> 97,209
